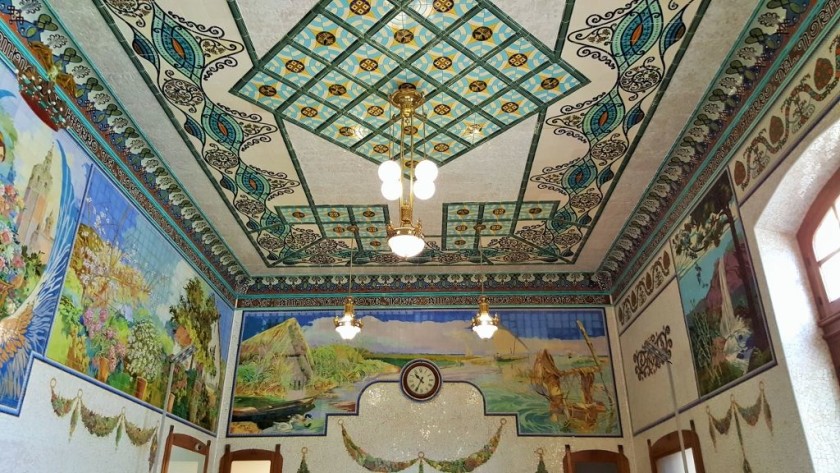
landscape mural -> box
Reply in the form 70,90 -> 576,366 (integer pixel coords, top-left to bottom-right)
230,308 -> 619,437
671,172 -> 772,396
0,62 -> 90,413
45,168 -> 234,432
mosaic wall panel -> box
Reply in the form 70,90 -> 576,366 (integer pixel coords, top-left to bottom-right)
230,307 -> 620,437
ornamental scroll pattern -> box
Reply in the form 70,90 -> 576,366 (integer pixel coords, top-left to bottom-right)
616,249 -> 672,328
341,420 -> 505,472
633,325 -> 672,381
49,378 -> 159,472
706,381 -> 773,473
602,0 -> 822,288
731,33 -> 840,198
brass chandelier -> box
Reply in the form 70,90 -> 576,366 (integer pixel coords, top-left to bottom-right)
378,88 -> 438,258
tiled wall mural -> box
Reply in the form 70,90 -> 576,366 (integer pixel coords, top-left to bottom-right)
0,59 -> 91,414
671,172 -> 771,396
230,308 -> 620,437
45,167 -> 235,432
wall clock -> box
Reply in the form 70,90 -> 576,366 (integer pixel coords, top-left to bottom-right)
400,359 -> 442,402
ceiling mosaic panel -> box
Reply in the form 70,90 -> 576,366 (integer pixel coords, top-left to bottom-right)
0,0 -> 821,296
234,0 -> 585,166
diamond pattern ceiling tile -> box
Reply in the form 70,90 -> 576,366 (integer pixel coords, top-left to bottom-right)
337,43 -> 400,85
281,94 -> 337,131
264,43 -> 325,86
295,14 -> 359,62
325,114 -> 372,145
487,37 -> 549,81
453,65 -> 506,105
233,0 -> 584,167
371,10 -> 436,60
449,8 -> 515,58
485,90 -> 538,125
325,0 -> 395,33
523,62 -> 580,104
414,39 -> 475,85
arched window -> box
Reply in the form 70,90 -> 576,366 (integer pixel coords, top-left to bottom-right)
798,168 -> 840,377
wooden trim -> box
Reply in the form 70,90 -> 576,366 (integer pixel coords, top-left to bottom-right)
563,445 -> 630,473
161,426 -> 211,473
219,444 -> 283,473
797,167 -> 840,319
797,167 -> 840,377
648,420 -> 706,473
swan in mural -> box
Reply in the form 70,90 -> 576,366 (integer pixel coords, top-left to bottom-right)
715,258 -> 753,375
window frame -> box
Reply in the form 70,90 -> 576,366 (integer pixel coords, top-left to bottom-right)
647,421 -> 706,473
797,167 -> 840,377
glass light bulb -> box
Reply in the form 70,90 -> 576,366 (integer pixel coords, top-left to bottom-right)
381,180 -> 402,201
414,160 -> 438,181
378,160 -> 401,182
388,234 -> 425,258
413,179 -> 435,200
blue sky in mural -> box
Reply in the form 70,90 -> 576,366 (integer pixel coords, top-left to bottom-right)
241,309 -> 605,342
81,169 -> 233,359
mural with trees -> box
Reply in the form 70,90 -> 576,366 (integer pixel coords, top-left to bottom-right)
671,172 -> 772,395
46,168 -> 233,432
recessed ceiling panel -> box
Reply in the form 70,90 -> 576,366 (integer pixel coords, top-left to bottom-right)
234,0 -> 585,166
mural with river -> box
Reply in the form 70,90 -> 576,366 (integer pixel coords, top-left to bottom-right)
230,308 -> 620,437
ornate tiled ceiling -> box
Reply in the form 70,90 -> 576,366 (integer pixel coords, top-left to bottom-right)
21,0 -> 784,287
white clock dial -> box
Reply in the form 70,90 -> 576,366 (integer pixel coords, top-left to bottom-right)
400,360 -> 442,401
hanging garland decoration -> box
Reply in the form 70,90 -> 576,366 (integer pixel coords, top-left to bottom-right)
49,378 -> 159,472
341,419 -> 506,473
706,381 -> 772,473
298,447 -> 311,473
534,448 -> 548,473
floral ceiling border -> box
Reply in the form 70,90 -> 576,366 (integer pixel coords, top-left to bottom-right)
236,292 -> 611,309
604,0 -> 833,297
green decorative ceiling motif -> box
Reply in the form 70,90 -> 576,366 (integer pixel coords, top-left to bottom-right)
87,0 -> 710,271
233,0 -> 584,167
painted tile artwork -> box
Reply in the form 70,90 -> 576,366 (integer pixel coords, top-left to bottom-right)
0,62 -> 90,413
230,308 -> 619,437
671,172 -> 772,396
45,169 -> 234,432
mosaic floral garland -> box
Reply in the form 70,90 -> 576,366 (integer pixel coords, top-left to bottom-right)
706,381 -> 773,473
49,378 -> 159,472
341,420 -> 504,472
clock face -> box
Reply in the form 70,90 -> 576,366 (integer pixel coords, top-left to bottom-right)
400,359 -> 442,401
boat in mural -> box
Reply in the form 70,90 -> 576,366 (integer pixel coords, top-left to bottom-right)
530,321 -> 614,432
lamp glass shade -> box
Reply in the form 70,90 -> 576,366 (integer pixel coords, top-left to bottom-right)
414,160 -> 438,181
378,160 -> 401,182
335,314 -> 361,340
472,312 -> 498,339
413,179 -> 435,200
381,180 -> 402,201
388,233 -> 425,258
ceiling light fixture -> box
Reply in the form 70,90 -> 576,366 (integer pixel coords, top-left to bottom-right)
471,226 -> 499,339
335,226 -> 362,340
379,88 -> 438,258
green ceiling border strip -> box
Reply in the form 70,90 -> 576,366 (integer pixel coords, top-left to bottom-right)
90,0 -> 279,269
0,20 -> 239,303
607,0 -> 832,296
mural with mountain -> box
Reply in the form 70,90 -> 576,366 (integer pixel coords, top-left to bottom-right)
45,168 -> 234,432
671,172 -> 772,396
0,62 -> 90,414
231,309 -> 620,437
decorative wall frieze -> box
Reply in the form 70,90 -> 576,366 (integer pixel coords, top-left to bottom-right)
236,293 -> 610,310
605,0 -> 837,296
632,325 -> 672,381
616,248 -> 673,328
